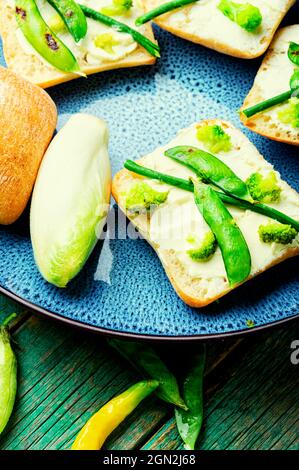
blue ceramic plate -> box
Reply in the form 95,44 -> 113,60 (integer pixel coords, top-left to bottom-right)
0,5 -> 298,340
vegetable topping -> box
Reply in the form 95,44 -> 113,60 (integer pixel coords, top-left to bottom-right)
196,124 -> 232,153
258,222 -> 298,245
246,171 -> 281,203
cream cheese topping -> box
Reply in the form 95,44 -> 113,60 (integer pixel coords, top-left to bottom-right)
137,122 -> 299,288
14,0 -> 146,68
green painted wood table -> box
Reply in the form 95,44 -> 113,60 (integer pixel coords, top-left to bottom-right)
0,294 -> 298,451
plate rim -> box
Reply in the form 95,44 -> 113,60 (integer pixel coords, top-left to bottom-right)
1,284 -> 298,342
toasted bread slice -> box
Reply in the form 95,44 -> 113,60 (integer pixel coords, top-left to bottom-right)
0,0 -> 157,88
112,119 -> 299,307
142,0 -> 295,58
241,25 -> 299,145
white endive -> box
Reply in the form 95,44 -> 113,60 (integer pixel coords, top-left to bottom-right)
30,113 -> 111,288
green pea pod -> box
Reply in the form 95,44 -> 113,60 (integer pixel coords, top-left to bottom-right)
165,146 -> 250,200
108,339 -> 188,410
290,69 -> 299,92
0,314 -> 17,435
193,179 -> 251,286
15,0 -> 81,74
47,0 -> 87,42
288,42 -> 299,67
175,345 -> 206,450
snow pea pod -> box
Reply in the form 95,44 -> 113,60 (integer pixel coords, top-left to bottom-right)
193,179 -> 251,286
288,42 -> 299,66
0,314 -> 17,435
175,344 -> 206,450
165,146 -> 250,200
15,0 -> 81,73
47,0 -> 87,42
108,338 -> 188,410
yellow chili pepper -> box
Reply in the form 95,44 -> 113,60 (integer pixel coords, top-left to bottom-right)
71,380 -> 159,450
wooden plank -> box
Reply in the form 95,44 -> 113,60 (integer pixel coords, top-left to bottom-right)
142,323 -> 299,450
0,312 -> 242,450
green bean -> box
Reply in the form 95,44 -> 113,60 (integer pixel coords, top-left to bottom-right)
108,338 -> 188,410
78,4 -> 160,58
193,178 -> 251,285
175,344 -> 206,450
47,0 -> 87,42
165,146 -> 250,200
288,42 -> 299,67
0,314 -> 17,435
124,160 -> 299,231
242,90 -> 293,118
135,0 -> 199,26
15,0 -> 81,74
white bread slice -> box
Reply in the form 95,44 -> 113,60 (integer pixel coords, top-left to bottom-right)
241,25 -> 299,145
112,119 -> 299,307
0,0 -> 157,88
142,0 -> 295,58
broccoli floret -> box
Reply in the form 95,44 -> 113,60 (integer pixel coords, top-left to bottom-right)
124,182 -> 168,212
278,97 -> 299,128
258,222 -> 298,244
101,0 -> 133,16
246,171 -> 281,203
94,33 -> 120,53
187,231 -> 217,261
218,0 -> 262,33
196,124 -> 232,153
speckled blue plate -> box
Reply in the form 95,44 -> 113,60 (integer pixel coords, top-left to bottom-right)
0,6 -> 298,340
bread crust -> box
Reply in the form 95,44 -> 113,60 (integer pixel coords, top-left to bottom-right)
112,119 -> 299,308
0,1 -> 156,88
240,25 -> 299,145
143,0 -> 295,59
0,66 -> 57,225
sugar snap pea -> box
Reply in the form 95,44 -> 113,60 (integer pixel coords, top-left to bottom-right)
193,178 -> 251,286
0,313 -> 17,435
165,146 -> 251,200
124,160 -> 299,231
288,42 -> 299,66
47,0 -> 87,42
175,344 -> 206,450
108,338 -> 188,410
15,0 -> 81,73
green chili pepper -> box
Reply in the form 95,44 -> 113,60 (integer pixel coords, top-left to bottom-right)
175,344 -> 206,450
192,178 -> 251,285
288,42 -> 299,66
135,0 -> 199,26
108,338 -> 188,410
165,146 -> 251,200
15,0 -> 81,74
47,0 -> 87,42
0,313 -> 18,435
78,4 -> 160,58
124,160 -> 299,231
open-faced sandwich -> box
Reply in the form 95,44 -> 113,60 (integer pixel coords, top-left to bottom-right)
0,0 -> 159,88
112,119 -> 299,307
241,25 -> 299,145
136,0 -> 296,59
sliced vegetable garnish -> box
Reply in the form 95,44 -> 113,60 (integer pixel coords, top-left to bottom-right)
242,90 -> 293,118
15,0 -> 81,74
124,160 -> 299,231
108,338 -> 188,409
79,4 -> 160,58
72,380 -> 159,450
135,0 -> 199,26
258,222 -> 298,244
175,345 -> 206,450
47,0 -> 87,42
288,42 -> 299,66
217,0 -> 262,33
165,146 -> 250,200
192,179 -> 251,286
